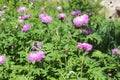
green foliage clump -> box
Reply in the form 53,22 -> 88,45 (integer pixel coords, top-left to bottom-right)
0,0 -> 120,80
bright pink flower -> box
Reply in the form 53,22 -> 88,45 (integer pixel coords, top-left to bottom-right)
41,16 -> 53,23
112,48 -> 119,55
58,13 -> 67,20
22,14 -> 31,19
39,13 -> 47,19
0,55 -> 6,65
78,43 -> 93,51
28,50 -> 45,63
70,10 -> 81,16
36,41 -> 42,47
73,14 -> 89,27
21,23 -> 30,32
18,7 -> 27,13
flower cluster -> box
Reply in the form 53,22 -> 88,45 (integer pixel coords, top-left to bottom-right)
0,55 -> 6,65
39,13 -> 52,23
73,14 -> 89,27
78,43 -> 93,51
18,14 -> 31,23
28,50 -> 45,63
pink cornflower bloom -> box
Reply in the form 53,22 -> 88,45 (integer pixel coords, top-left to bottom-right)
21,23 -> 30,32
2,5 -> 7,9
22,14 -> 31,19
18,14 -> 30,22
78,43 -> 93,51
18,18 -> 24,23
73,14 -> 89,27
70,10 -> 81,16
71,11 -> 77,16
108,73 -> 112,77
57,6 -> 62,11
36,41 -> 42,47
31,45 -> 36,50
41,6 -> 45,10
18,7 -> 27,13
112,48 -> 119,55
28,50 -> 45,63
41,16 -> 53,23
58,13 -> 67,20
0,55 -> 6,65
0,11 -> 5,15
39,13 -> 47,19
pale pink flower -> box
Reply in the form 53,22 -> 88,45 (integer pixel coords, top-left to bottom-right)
0,55 -> 6,65
36,41 -> 42,47
58,13 -> 67,20
22,14 -> 30,19
18,19 -> 24,23
73,14 -> 89,27
112,48 -> 119,55
41,16 -> 53,23
41,6 -> 45,10
78,43 -> 93,51
28,50 -> 45,62
18,7 -> 27,13
57,6 -> 62,11
39,13 -> 47,19
31,45 -> 36,50
2,5 -> 7,9
21,23 -> 30,32
0,11 -> 5,15
71,10 -> 81,16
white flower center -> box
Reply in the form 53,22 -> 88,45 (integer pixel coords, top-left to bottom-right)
0,58 -> 2,62
78,16 -> 83,22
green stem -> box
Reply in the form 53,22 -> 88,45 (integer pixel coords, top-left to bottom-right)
81,55 -> 84,78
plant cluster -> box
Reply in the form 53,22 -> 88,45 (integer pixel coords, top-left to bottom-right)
0,0 -> 120,80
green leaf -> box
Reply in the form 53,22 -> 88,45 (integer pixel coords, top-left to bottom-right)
85,33 -> 102,44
